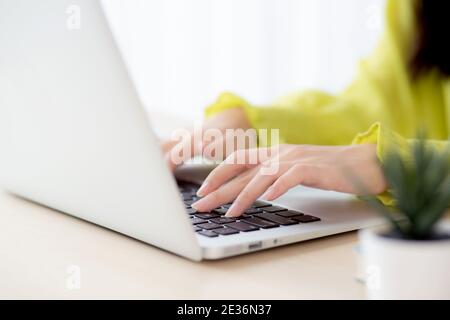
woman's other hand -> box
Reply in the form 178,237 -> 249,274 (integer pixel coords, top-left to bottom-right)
161,108 -> 252,171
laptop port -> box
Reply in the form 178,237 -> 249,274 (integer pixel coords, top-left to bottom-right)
248,241 -> 262,250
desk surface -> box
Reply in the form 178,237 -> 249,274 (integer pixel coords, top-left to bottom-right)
0,112 -> 367,299
0,190 -> 366,299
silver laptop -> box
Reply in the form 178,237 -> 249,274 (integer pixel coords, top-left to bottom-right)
0,0 -> 383,260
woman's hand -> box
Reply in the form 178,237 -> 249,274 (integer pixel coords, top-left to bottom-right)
192,143 -> 387,217
161,108 -> 252,171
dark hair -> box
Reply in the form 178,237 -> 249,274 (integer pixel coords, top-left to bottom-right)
410,0 -> 450,78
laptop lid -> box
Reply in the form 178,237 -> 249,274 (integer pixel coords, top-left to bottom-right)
0,0 -> 202,260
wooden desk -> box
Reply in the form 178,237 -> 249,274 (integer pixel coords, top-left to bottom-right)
0,112 -> 368,299
0,190 -> 365,299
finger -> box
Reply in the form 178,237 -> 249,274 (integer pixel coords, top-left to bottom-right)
225,168 -> 281,217
161,139 -> 179,154
165,133 -> 201,171
262,163 -> 323,200
197,149 -> 261,196
192,169 -> 256,212
164,141 -> 184,171
200,135 -> 226,162
201,132 -> 251,162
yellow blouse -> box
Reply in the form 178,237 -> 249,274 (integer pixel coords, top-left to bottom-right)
204,0 -> 449,204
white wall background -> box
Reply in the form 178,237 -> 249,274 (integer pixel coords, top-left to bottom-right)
101,0 -> 385,121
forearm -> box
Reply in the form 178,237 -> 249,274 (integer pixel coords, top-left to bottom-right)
205,91 -> 380,146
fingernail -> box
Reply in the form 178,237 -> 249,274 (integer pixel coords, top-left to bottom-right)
225,201 -> 240,217
191,200 -> 203,211
192,196 -> 211,212
196,181 -> 209,197
261,187 -> 275,200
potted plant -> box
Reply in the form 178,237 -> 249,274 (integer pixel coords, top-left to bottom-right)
358,137 -> 450,299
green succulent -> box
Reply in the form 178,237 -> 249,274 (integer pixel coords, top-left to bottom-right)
361,134 -> 450,240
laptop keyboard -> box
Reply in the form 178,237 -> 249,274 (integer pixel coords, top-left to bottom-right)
178,181 -> 321,238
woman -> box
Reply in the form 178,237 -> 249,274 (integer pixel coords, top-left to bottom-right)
162,0 -> 450,218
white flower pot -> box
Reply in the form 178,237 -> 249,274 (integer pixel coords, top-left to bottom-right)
359,222 -> 450,299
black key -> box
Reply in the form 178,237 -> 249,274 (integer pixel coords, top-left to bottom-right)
262,206 -> 288,213
226,221 -> 259,232
195,212 -> 220,219
244,217 -> 279,229
213,227 -> 239,236
252,201 -> 272,208
191,217 -> 207,225
197,222 -> 222,230
238,214 -> 251,219
213,208 -> 229,215
292,215 -> 321,223
245,208 -> 263,214
184,200 -> 195,206
186,208 -> 197,215
181,192 -> 194,201
254,213 -> 297,226
221,204 -> 232,209
276,210 -> 303,218
210,217 -> 237,224
198,230 -> 218,237
193,226 -> 202,232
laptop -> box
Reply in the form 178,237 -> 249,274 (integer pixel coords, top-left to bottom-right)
0,0 -> 383,260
